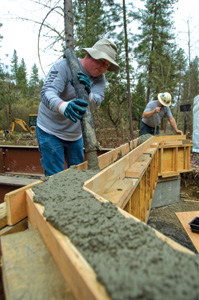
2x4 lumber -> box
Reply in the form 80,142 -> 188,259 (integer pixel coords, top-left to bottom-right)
150,156 -> 155,198
145,167 -> 151,212
153,134 -> 187,143
26,189 -> 111,300
130,183 -> 141,219
0,218 -> 28,236
126,154 -> 151,178
162,141 -> 183,146
140,173 -> 147,222
101,178 -> 138,208
0,175 -> 38,186
160,171 -> 180,178
5,180 -> 42,226
174,147 -> 178,172
0,202 -> 7,229
144,147 -> 157,158
1,229 -> 75,300
158,144 -> 193,149
185,147 -> 191,170
175,211 -> 199,253
123,197 -> 131,214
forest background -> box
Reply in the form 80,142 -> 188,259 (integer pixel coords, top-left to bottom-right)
1,0 -> 199,148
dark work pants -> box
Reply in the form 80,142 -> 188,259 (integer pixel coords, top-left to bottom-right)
139,121 -> 160,136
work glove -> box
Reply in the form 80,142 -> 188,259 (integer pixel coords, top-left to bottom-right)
77,72 -> 91,94
64,99 -> 88,123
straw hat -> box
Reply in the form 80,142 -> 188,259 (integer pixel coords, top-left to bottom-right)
82,38 -> 120,72
158,92 -> 172,107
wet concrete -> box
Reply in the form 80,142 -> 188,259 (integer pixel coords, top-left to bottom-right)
137,134 -> 153,146
32,169 -> 199,300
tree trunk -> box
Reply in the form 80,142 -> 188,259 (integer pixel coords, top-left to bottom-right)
122,0 -> 134,140
64,0 -> 99,170
64,0 -> 74,49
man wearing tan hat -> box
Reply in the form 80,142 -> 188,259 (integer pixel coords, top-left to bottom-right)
139,92 -> 183,136
36,38 -> 119,176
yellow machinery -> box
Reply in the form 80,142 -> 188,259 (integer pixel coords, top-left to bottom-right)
11,114 -> 37,134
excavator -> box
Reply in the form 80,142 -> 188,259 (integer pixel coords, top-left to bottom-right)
10,114 -> 37,134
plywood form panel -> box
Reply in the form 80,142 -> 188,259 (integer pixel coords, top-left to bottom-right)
176,211 -> 199,253
162,148 -> 174,172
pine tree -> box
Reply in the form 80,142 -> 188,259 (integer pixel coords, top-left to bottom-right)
29,64 -> 39,88
133,0 -> 178,104
132,75 -> 146,124
16,58 -> 28,94
73,0 -> 120,50
29,63 -> 43,98
11,50 -> 18,81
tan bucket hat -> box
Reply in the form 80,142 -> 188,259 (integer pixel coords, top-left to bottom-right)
82,38 -> 120,72
158,92 -> 171,107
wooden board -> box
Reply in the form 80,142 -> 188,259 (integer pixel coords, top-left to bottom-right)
24,187 -> 194,300
84,137 -> 156,195
5,180 -> 42,225
101,178 -> 138,208
26,189 -> 111,300
1,229 -> 75,300
175,211 -> 199,253
153,135 -> 187,143
0,218 -> 28,236
0,202 -> 7,229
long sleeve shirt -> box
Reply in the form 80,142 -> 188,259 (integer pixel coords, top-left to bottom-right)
37,58 -> 105,141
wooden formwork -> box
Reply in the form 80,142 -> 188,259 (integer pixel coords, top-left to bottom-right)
1,134 -> 194,300
84,140 -> 159,223
22,188 -> 193,300
4,135 -> 192,227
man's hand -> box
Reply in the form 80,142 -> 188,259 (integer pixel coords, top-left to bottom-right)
176,129 -> 183,135
154,107 -> 161,113
77,72 -> 91,94
64,99 -> 88,123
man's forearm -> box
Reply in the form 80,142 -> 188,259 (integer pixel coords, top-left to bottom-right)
169,116 -> 178,132
142,109 -> 157,118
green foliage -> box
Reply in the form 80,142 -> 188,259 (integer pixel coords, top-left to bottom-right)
11,49 -> 18,80
73,0 -> 120,52
133,0 -> 179,102
29,63 -> 44,98
0,49 -> 41,131
131,75 -> 146,123
16,58 -> 28,94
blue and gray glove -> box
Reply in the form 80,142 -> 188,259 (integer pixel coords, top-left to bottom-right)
58,99 -> 88,123
64,99 -> 88,122
77,72 -> 91,94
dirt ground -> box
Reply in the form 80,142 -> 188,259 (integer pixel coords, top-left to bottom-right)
148,154 -> 199,253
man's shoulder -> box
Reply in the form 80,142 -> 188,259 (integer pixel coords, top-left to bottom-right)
147,100 -> 158,107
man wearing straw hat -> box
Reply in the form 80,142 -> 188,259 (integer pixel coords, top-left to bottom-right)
36,39 -> 120,176
139,92 -> 183,136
